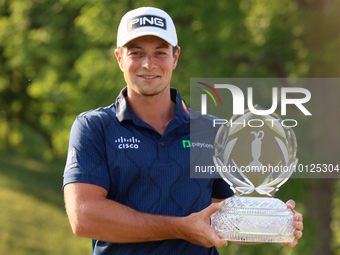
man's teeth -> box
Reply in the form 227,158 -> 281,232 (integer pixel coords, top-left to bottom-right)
142,76 -> 157,78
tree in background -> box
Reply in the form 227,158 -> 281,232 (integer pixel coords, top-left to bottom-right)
0,0 -> 308,158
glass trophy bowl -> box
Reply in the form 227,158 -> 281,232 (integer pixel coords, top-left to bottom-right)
211,108 -> 298,243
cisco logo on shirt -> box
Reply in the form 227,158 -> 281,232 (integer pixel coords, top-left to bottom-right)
115,136 -> 141,149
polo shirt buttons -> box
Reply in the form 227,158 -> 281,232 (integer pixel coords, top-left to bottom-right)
160,141 -> 165,147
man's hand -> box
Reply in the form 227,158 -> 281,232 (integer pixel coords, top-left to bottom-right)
178,201 -> 228,248
281,200 -> 303,248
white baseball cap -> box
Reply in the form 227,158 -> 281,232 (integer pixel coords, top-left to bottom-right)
117,7 -> 178,47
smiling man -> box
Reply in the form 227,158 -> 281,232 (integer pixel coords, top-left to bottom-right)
63,7 -> 303,255
115,35 -> 179,135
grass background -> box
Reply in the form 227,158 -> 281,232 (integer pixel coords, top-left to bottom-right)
0,152 -> 90,255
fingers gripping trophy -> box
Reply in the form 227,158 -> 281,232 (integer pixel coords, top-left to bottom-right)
211,107 -> 298,243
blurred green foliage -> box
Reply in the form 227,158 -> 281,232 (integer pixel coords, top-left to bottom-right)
0,0 -> 312,158
0,0 -> 339,254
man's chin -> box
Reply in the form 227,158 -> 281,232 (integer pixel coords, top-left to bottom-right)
138,86 -> 169,97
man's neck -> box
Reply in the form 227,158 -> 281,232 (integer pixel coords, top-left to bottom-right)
126,87 -> 175,135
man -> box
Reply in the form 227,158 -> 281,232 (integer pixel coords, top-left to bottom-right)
63,7 -> 303,255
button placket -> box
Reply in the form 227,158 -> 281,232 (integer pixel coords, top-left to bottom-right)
158,137 -> 168,162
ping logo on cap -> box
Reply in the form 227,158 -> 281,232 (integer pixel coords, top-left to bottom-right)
128,15 -> 167,31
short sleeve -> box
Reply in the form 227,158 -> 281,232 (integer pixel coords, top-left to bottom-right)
63,113 -> 110,191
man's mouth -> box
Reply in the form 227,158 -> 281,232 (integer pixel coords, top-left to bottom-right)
138,75 -> 160,79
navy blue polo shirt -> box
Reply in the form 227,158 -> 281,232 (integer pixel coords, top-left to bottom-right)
63,87 -> 233,255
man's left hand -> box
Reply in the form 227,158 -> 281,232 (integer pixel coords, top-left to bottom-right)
281,199 -> 303,248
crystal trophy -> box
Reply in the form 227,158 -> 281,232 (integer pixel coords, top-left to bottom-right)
211,108 -> 298,243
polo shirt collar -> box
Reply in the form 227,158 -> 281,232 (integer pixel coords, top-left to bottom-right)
115,87 -> 190,124
115,88 -> 132,122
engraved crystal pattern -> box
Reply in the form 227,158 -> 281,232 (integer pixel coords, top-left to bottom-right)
211,197 -> 294,242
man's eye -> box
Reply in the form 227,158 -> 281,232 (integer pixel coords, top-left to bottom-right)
129,51 -> 142,56
156,52 -> 167,56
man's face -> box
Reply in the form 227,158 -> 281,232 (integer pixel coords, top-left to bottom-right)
115,35 -> 180,97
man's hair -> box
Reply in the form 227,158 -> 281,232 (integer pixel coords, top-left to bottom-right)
172,46 -> 179,56
117,46 -> 179,57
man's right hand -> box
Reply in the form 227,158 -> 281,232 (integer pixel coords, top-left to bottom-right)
178,201 -> 228,248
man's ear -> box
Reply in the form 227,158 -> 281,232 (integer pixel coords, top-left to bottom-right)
115,48 -> 124,71
172,46 -> 180,70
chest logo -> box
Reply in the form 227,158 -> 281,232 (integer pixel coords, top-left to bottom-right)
115,136 -> 141,149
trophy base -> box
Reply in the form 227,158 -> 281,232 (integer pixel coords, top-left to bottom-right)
211,197 -> 294,243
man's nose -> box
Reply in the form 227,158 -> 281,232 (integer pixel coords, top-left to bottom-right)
142,55 -> 156,70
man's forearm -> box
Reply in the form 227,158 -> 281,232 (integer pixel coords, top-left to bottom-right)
64,183 -> 228,247
74,198 -> 183,243
64,183 -> 183,243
